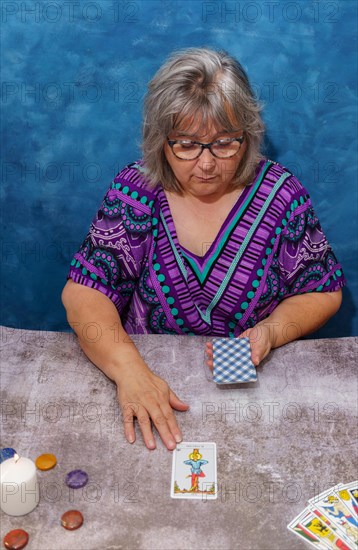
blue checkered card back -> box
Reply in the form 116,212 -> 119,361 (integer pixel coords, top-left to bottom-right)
213,337 -> 257,384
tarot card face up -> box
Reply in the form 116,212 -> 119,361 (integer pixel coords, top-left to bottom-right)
171,442 -> 217,500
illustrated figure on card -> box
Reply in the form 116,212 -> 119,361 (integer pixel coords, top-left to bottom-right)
325,495 -> 358,527
171,442 -> 217,499
306,517 -> 351,548
184,449 -> 208,493
338,486 -> 358,517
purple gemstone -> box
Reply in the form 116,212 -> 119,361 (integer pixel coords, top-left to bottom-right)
0,447 -> 16,463
65,469 -> 88,489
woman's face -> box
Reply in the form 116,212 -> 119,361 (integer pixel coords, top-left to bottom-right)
163,118 -> 246,200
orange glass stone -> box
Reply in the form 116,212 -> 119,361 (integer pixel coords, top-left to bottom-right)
35,453 -> 57,471
3,529 -> 29,550
61,510 -> 84,530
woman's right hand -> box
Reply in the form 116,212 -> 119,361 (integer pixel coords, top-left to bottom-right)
115,362 -> 190,451
62,281 -> 189,450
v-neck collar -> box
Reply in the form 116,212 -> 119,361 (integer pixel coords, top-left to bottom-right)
178,182 -> 250,264
158,159 -> 268,283
150,159 -> 293,330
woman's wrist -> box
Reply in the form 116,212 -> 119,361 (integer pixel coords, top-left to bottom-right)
110,351 -> 151,386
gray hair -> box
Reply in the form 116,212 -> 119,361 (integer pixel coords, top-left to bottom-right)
142,47 -> 265,191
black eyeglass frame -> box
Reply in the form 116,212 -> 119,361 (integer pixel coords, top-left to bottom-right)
166,136 -> 245,160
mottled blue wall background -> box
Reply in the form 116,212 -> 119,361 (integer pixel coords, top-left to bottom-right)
1,0 -> 357,336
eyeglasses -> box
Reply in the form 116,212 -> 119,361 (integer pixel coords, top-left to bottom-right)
167,136 -> 244,160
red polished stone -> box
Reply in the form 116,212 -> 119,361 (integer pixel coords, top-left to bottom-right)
3,529 -> 29,550
61,509 -> 84,530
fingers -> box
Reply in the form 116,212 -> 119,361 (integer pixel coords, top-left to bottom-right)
150,405 -> 179,450
238,326 -> 272,365
122,402 -> 136,444
240,329 -> 261,365
169,388 -> 190,411
250,347 -> 261,367
244,331 -> 260,365
122,401 -> 159,449
205,342 -> 213,371
144,388 -> 188,450
137,403 -> 178,451
123,402 -> 158,450
167,389 -> 189,444
137,408 -> 157,450
119,381 -> 189,451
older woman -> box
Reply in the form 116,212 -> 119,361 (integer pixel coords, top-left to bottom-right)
62,48 -> 344,451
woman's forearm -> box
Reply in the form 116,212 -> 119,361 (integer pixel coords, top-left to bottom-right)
257,290 -> 343,349
61,279 -> 146,383
62,279 -> 189,450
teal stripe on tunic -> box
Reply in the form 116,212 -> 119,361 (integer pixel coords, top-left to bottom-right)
160,211 -> 188,282
196,171 -> 292,325
181,161 -> 271,283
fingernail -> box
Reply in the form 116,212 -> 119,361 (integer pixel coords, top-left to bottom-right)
148,439 -> 156,449
175,434 -> 182,443
128,436 -> 135,444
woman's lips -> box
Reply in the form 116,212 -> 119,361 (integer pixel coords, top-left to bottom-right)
195,176 -> 216,182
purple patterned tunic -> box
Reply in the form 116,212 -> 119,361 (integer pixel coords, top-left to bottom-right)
68,159 -> 345,336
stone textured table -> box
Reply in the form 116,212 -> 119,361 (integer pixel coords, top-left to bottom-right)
0,327 -> 357,550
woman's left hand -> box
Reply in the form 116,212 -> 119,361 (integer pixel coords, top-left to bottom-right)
205,323 -> 273,370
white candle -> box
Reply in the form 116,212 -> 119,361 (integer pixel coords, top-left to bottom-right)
0,454 -> 40,516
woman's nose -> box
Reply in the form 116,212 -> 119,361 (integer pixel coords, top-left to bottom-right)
197,147 -> 216,170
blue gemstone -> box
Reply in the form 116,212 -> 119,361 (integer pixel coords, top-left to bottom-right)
0,447 -> 17,463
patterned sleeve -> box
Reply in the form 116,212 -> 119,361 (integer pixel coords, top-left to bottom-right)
274,197 -> 346,298
67,173 -> 154,314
